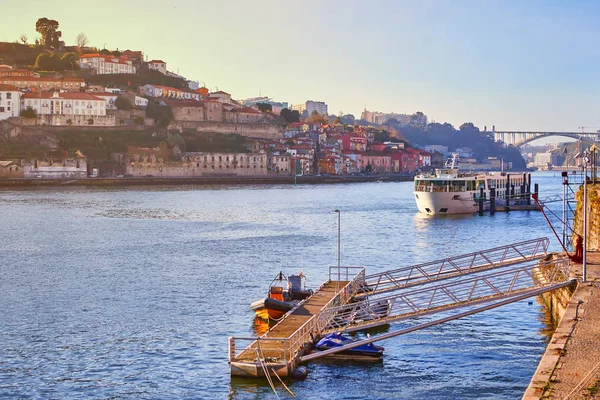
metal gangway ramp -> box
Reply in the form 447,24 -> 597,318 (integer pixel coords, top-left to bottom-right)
356,237 -> 550,298
301,241 -> 573,362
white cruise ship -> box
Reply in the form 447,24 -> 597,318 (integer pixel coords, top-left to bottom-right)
413,156 -> 530,215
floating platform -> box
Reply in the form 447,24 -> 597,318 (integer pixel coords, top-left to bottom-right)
229,267 -> 365,378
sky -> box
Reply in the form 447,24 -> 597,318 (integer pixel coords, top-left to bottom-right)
2,0 -> 600,133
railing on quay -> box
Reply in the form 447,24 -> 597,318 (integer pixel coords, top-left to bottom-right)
228,266 -> 366,366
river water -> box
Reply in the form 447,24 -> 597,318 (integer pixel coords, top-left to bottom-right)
0,172 -> 569,399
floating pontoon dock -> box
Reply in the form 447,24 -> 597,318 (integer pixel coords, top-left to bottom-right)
229,238 -> 575,379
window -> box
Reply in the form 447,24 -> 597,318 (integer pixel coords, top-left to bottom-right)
6,93 -> 10,99
0,107 -> 4,112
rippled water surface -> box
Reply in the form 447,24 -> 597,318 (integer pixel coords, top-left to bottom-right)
0,173 -> 567,399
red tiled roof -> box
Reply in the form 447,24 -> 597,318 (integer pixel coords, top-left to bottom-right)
22,92 -> 105,101
234,107 -> 261,114
0,84 -> 19,91
0,77 -> 84,83
149,60 -> 166,64
211,90 -> 230,95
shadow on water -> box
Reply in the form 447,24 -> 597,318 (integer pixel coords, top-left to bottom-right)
535,296 -> 560,342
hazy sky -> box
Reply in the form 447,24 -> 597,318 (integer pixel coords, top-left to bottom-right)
2,0 -> 599,132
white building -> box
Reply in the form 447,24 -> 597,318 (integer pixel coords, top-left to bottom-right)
91,93 -> 118,110
134,96 -> 148,108
208,91 -> 232,103
141,84 -> 200,101
0,84 -> 21,120
424,145 -> 449,157
148,60 -> 167,74
78,53 -> 136,75
291,100 -> 328,116
22,92 -> 107,116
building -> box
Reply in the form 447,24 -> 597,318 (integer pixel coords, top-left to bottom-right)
242,97 -> 289,115
124,149 -> 269,177
361,109 -> 412,126
0,77 -> 85,92
424,145 -> 449,157
0,160 -> 24,178
21,92 -> 115,126
0,84 -> 21,120
268,152 -> 291,174
122,92 -> 149,108
0,68 -> 40,78
148,60 -> 167,74
207,91 -> 232,103
23,92 -> 107,116
141,84 -> 200,101
90,93 -> 118,110
291,100 -> 328,117
24,155 -> 87,178
78,53 -> 136,75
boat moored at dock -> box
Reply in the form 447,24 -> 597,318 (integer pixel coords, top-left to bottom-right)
250,272 -> 312,321
413,155 -> 532,215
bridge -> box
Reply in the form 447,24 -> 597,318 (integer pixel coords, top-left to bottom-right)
493,130 -> 599,147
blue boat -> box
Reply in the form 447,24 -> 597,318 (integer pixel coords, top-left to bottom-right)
315,333 -> 384,358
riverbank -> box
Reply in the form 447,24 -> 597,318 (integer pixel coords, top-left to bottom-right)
0,174 -> 413,187
523,252 -> 600,399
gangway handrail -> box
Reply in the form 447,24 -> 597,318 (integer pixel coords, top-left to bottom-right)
320,256 -> 571,333
360,238 -> 549,296
301,278 -> 576,362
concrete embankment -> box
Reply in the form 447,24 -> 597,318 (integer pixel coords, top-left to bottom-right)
0,174 -> 413,188
523,254 -> 600,399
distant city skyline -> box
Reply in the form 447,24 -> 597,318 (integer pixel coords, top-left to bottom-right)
2,0 -> 599,133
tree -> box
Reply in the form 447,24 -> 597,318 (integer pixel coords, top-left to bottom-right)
20,106 -> 37,119
34,53 -> 50,70
35,18 -> 62,49
459,122 -> 479,132
75,32 -> 88,48
256,103 -> 272,112
410,111 -> 426,126
87,118 -> 94,126
134,116 -> 144,125
115,96 -> 133,111
146,101 -> 173,127
333,116 -> 342,124
280,108 -> 300,123
60,52 -> 79,70
308,110 -> 327,124
19,34 -> 28,44
67,119 -> 73,126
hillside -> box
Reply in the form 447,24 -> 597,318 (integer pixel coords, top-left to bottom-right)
0,128 -> 251,162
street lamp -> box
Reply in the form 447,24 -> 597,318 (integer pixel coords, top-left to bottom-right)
335,209 -> 341,292
583,151 -> 590,282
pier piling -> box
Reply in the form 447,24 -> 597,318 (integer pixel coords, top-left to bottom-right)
478,187 -> 484,216
490,187 -> 496,215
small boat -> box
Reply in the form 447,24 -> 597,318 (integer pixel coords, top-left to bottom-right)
315,332 -> 384,358
250,272 -> 312,321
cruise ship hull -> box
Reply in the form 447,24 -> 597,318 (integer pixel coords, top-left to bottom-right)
414,191 -> 478,215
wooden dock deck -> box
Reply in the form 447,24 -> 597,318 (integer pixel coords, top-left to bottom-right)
229,267 -> 366,378
235,281 -> 348,362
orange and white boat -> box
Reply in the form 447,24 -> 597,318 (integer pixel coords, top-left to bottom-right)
250,272 -> 312,321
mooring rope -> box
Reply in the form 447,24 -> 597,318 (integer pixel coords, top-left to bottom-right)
562,360 -> 600,400
256,341 -> 279,399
